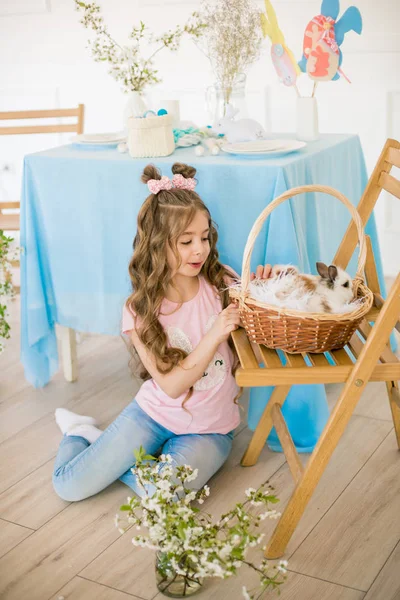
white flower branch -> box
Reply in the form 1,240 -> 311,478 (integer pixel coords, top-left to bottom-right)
74,1 -> 206,93
115,445 -> 287,599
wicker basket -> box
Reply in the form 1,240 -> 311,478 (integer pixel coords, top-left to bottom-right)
230,184 -> 374,354
128,114 -> 175,158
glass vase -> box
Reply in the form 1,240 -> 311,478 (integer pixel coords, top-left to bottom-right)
155,552 -> 203,598
206,72 -> 248,126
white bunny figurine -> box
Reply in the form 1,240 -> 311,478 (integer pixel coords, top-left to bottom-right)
213,105 -> 266,143
270,262 -> 354,313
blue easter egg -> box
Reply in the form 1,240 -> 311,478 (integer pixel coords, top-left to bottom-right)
157,109 -> 168,116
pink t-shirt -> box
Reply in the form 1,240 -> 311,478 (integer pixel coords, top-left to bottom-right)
121,274 -> 241,435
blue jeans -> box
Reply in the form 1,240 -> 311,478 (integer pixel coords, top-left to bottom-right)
53,399 -> 234,502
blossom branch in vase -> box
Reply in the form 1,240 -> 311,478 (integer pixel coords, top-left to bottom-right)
74,1 -> 206,94
115,446 -> 287,599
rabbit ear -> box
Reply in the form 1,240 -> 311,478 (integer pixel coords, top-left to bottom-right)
167,327 -> 193,354
335,6 -> 363,46
225,104 -> 239,119
316,262 -> 330,279
328,265 -> 339,282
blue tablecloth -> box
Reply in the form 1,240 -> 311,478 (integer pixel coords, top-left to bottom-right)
20,134 -> 387,452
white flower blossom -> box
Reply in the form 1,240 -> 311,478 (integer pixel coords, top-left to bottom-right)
278,560 -> 288,573
160,453 -> 173,463
218,543 -> 232,559
184,491 -> 197,504
156,479 -> 171,491
185,468 -> 199,483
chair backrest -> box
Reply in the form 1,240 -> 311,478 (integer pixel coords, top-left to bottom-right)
0,104 -> 85,136
334,138 -> 400,270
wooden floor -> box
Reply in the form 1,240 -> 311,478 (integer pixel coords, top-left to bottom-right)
1,295 -> 400,600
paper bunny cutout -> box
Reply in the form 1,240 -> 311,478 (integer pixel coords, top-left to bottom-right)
261,0 -> 301,87
167,315 -> 228,391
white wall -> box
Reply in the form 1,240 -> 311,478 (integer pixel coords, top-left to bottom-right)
0,0 -> 399,274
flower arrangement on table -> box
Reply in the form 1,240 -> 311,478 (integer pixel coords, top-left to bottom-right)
197,0 -> 263,108
0,230 -> 15,353
74,1 -> 206,94
115,447 -> 287,599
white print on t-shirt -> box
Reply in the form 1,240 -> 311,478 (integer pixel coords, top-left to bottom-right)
167,315 -> 228,391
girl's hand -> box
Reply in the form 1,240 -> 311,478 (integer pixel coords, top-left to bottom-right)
210,303 -> 241,344
250,263 -> 273,281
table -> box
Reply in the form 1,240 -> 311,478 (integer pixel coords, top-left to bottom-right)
20,134 -> 387,452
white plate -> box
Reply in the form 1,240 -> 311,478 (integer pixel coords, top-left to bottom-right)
221,139 -> 306,156
71,132 -> 126,144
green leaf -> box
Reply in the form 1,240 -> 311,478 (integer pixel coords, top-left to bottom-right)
119,504 -> 132,511
177,522 -> 186,540
134,445 -> 147,462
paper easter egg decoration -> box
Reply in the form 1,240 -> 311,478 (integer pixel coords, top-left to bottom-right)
303,15 -> 339,81
261,0 -> 300,88
298,0 -> 362,82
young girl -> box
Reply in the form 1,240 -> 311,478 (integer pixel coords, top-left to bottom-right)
53,162 -> 269,503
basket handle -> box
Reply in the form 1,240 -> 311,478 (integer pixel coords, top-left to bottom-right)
241,184 -> 367,292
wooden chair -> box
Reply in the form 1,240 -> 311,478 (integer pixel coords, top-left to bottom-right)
0,105 -> 85,294
0,104 -> 85,232
231,138 -> 400,559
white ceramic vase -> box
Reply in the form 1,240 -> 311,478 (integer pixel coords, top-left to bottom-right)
296,97 -> 319,142
123,91 -> 147,130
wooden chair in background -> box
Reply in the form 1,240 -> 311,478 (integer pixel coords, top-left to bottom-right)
0,104 -> 85,233
231,138 -> 400,559
0,105 -> 84,373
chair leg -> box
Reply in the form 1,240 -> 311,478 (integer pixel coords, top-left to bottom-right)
59,326 -> 78,382
241,385 -> 291,466
264,274 -> 400,559
387,381 -> 400,448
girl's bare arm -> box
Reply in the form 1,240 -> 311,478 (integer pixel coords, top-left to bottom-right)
130,304 -> 240,399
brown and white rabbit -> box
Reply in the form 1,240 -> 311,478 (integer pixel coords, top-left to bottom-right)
270,262 -> 354,313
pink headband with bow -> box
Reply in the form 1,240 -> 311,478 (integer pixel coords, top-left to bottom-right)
147,173 -> 196,195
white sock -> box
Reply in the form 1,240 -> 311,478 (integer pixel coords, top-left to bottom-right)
55,407 -> 98,435
67,424 -> 103,444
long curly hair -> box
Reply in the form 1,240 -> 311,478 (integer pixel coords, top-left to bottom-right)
125,161 -> 240,409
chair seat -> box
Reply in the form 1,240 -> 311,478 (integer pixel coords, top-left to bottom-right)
232,318 -> 400,387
